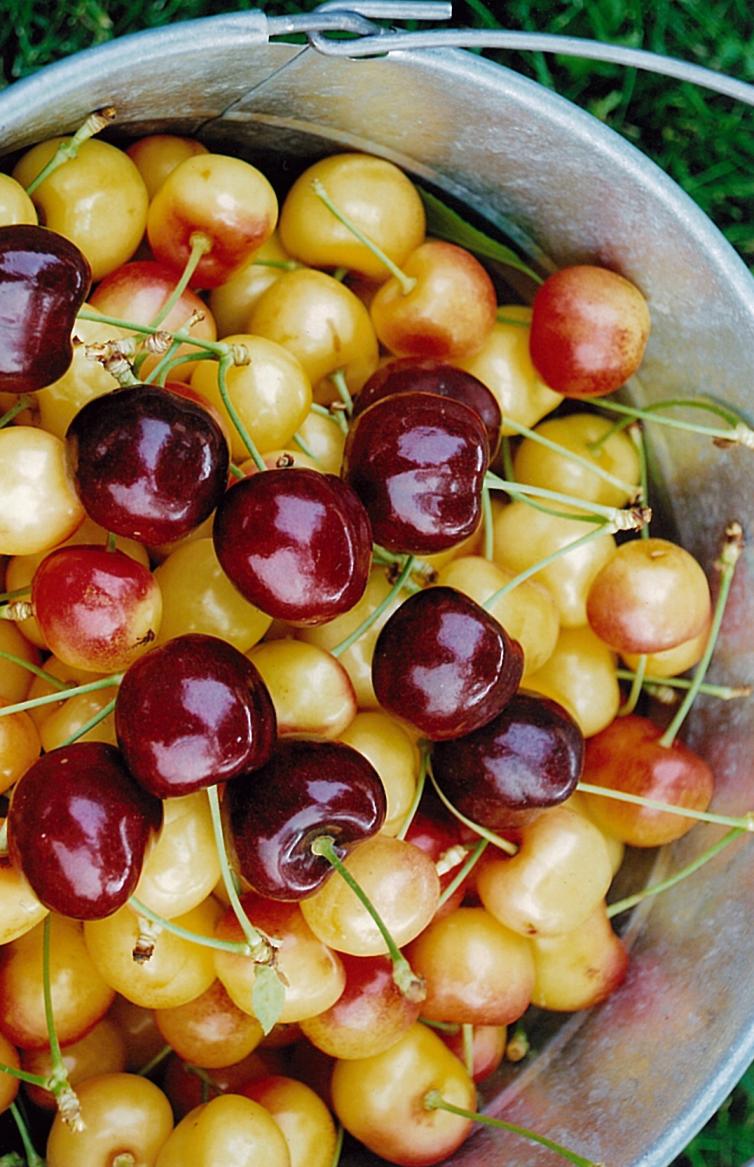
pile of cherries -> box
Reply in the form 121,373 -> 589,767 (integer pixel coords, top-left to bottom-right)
0,124 -> 745,1167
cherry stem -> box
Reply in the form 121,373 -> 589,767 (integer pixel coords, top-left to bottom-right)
618,653 -> 646,716
482,522 -> 612,610
136,1043 -> 172,1078
9,1102 -> 44,1167
423,1092 -> 603,1167
77,306 -> 232,360
482,484 -> 494,560
143,338 -> 182,386
311,178 -> 416,295
0,601 -> 33,622
331,555 -> 415,658
0,650 -> 69,690
0,586 -> 30,603
427,760 -> 518,856
25,106 -> 116,195
150,233 -> 212,329
595,396 -> 754,448
615,668 -> 750,701
396,743 -> 428,841
501,415 -> 640,499
630,422 -> 650,540
292,431 -> 321,464
419,1017 -> 460,1034
330,368 -> 353,416
495,311 -> 530,327
113,1155 -> 137,1167
0,1063 -> 47,1089
607,826 -> 744,919
576,781 -> 754,832
659,520 -> 744,747
216,351 -> 266,472
59,695 -> 116,749
129,895 -> 262,959
484,471 -> 651,530
310,834 -> 426,1003
42,916 -> 84,1132
0,673 -> 122,719
506,1022 -> 530,1062
0,395 -> 32,429
462,1023 -> 475,1078
436,838 -> 488,911
205,785 -> 275,967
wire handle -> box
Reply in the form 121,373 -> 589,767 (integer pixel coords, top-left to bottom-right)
267,0 -> 754,108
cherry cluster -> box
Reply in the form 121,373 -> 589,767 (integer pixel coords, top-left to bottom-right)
0,127 -> 747,1167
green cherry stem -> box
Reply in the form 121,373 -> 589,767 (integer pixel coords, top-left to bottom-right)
310,834 -> 426,1003
482,484 -> 494,561
216,352 -> 266,472
0,673 -> 123,719
462,1023 -> 475,1078
0,586 -> 30,603
495,311 -> 530,327
436,838 -> 488,911
9,1101 -> 45,1167
500,435 -> 516,482
136,1043 -> 172,1078
615,668 -> 750,701
143,338 -> 182,385
618,653 -> 647,717
312,179 -> 416,295
484,471 -> 651,530
0,1063 -> 47,1089
292,431 -> 321,464
0,1152 -> 24,1167
419,1017 -> 460,1034
150,233 -> 212,329
42,916 -> 83,1131
595,396 -> 754,448
330,1123 -> 345,1167
576,782 -> 754,832
423,1092 -> 603,1167
427,761 -> 517,856
500,416 -> 640,499
505,1022 -> 530,1062
0,650 -> 69,690
58,696 -> 117,749
396,743 -> 428,841
331,556 -> 415,658
481,523 -> 611,611
659,520 -> 744,748
0,396 -> 33,429
129,896 -> 260,959
76,307 -> 232,361
607,826 -> 745,919
330,368 -> 354,416
25,106 -> 116,195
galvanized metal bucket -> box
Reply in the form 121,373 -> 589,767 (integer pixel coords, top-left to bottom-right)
2,9 -> 753,1165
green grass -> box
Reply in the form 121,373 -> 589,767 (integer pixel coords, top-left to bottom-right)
0,2 -> 752,1164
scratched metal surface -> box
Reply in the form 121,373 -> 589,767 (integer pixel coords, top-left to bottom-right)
2,19 -> 753,1166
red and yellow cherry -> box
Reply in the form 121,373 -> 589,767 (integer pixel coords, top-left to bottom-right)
370,240 -> 497,359
115,633 -> 276,797
372,586 -> 524,741
8,741 -> 162,919
126,132 -> 208,199
241,1073 -> 338,1167
31,544 -> 162,672
213,468 -> 372,626
0,426 -> 85,557
530,903 -> 628,1011
331,1021 -> 476,1167
0,224 -> 90,393
342,391 -> 489,555
154,1092 -> 290,1167
430,691 -> 584,831
404,803 -> 470,919
155,979 -> 263,1069
580,713 -> 715,846
529,264 -> 651,396
46,1072 -> 174,1167
21,1015 -> 127,1110
440,1024 -> 507,1084
586,536 -> 711,654
108,994 -> 165,1072
160,1047 -> 286,1119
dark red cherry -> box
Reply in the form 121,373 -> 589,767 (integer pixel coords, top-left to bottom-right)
115,633 -> 277,798
372,586 -> 523,741
342,391 -> 489,555
66,383 -> 230,545
353,359 -> 502,459
227,738 -> 387,900
0,224 -> 91,393
213,468 -> 372,626
431,691 -> 584,831
7,742 -> 162,920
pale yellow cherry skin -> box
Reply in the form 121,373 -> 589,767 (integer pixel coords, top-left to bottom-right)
155,1094 -> 291,1167
46,1072 -> 174,1167
248,268 -> 379,401
14,138 -> 148,281
0,172 -> 37,225
242,1074 -> 339,1167
0,1031 -> 19,1113
301,835 -> 440,957
84,897 -> 220,1010
39,686 -> 117,752
126,133 -> 209,199
477,805 -> 613,938
209,231 -> 294,336
524,624 -> 621,738
436,554 -> 560,677
339,710 -> 420,836
0,427 -> 84,556
455,306 -> 563,431
191,333 -> 312,462
132,792 -> 221,920
279,152 -> 426,280
35,307 -> 129,440
0,622 -> 39,705
492,498 -> 617,628
405,905 -> 535,1026
248,639 -> 357,739
331,1022 -> 475,1167
0,844 -> 48,946
22,1015 -> 127,1110
622,617 -> 711,678
564,791 -> 625,875
530,903 -> 628,1012
513,411 -> 641,509
0,705 -> 40,794
294,407 -> 347,474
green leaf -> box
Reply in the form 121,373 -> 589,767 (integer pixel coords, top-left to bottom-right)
253,964 -> 285,1035
417,187 -> 543,284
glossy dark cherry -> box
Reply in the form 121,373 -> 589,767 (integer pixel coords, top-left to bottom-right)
7,742 -> 162,920
228,738 -> 387,900
431,690 -> 584,830
66,383 -> 230,545
372,586 -> 524,741
0,224 -> 91,393
342,391 -> 489,555
115,633 -> 277,798
213,468 -> 372,626
353,359 -> 502,459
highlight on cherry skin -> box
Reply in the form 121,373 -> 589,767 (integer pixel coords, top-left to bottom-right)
0,123 -> 747,1167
